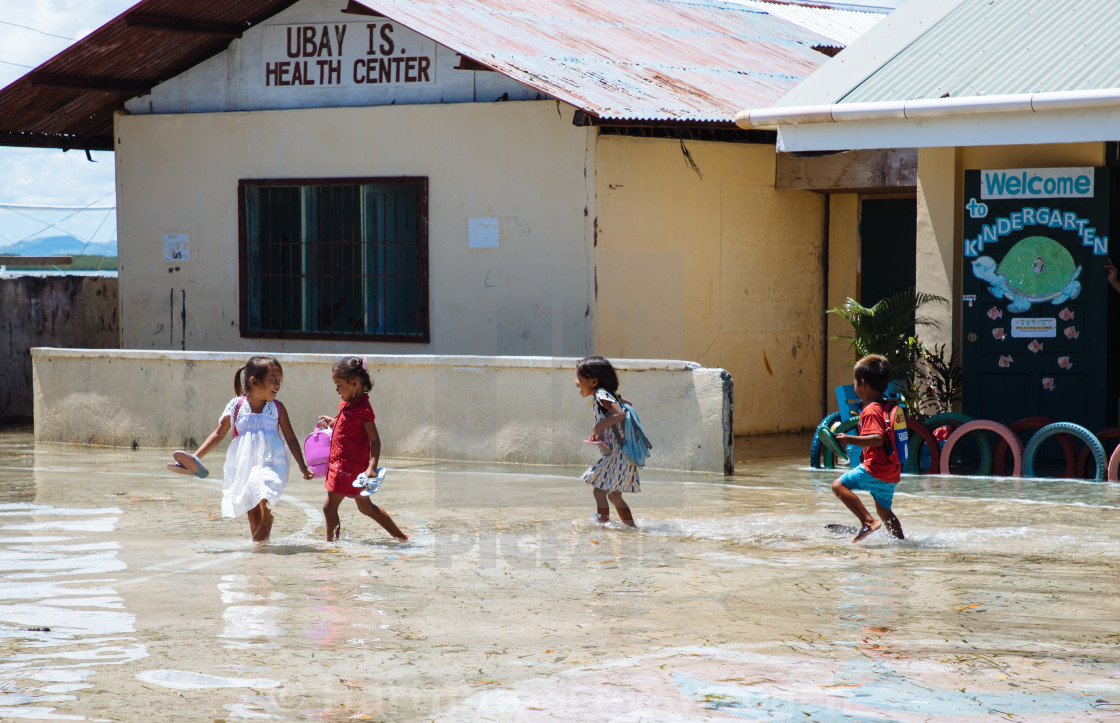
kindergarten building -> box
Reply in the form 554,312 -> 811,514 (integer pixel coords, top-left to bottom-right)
736,0 -> 1120,432
0,0 -> 886,437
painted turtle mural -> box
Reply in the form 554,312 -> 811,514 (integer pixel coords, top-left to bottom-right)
971,235 -> 1081,312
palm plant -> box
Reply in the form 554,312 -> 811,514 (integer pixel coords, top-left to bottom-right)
827,288 -> 948,401
913,343 -> 963,416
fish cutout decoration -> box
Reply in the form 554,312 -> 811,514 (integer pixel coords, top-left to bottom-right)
987,306 -> 1003,321
998,355 -> 1013,368
1058,308 -> 1074,321
1028,339 -> 1044,353
992,327 -> 1006,341
1042,377 -> 1056,391
1064,326 -> 1079,340
1058,356 -> 1072,370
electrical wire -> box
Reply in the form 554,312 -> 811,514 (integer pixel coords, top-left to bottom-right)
0,19 -> 74,42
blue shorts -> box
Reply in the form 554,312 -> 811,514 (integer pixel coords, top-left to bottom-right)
837,464 -> 897,509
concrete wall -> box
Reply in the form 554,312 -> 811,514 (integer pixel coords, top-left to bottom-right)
31,350 -> 734,474
593,136 -> 827,435
0,276 -> 118,422
114,100 -> 595,356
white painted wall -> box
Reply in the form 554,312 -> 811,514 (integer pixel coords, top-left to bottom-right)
32,350 -> 734,474
114,100 -> 595,356
124,0 -> 538,115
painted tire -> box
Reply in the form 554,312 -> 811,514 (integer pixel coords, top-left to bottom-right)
910,412 -> 975,475
821,417 -> 860,469
904,418 -> 940,474
938,420 -> 1011,476
923,413 -> 994,475
1108,443 -> 1120,482
1024,422 -> 1106,481
1076,428 -> 1120,479
809,412 -> 843,468
992,417 -> 1075,477
817,427 -> 848,464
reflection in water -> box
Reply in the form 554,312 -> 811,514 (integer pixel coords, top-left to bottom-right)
0,503 -> 146,720
218,573 -> 286,649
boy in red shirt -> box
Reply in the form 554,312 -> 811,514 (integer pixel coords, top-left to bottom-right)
832,354 -> 905,543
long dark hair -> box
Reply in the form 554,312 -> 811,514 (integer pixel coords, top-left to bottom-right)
333,356 -> 373,393
234,356 -> 281,396
576,355 -> 620,396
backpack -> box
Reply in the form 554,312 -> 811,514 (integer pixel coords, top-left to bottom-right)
883,400 -> 909,469
610,400 -> 653,468
230,397 -> 246,439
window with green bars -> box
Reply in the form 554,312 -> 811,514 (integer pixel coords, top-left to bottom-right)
239,177 -> 428,341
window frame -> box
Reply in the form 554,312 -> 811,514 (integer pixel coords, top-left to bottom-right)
237,176 -> 430,343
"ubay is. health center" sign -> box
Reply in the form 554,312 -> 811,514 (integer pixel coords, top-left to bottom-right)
262,21 -> 437,88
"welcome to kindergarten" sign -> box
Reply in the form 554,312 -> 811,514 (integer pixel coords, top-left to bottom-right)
980,167 -> 1094,200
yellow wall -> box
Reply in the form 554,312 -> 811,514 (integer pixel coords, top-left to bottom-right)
115,101 -> 596,356
916,147 -> 960,352
825,194 -> 859,405
593,136 -> 827,434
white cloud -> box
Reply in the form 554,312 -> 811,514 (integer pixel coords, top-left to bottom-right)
0,0 -> 135,243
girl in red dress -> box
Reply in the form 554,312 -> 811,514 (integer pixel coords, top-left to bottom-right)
318,357 -> 409,541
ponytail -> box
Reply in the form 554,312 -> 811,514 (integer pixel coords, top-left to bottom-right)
233,366 -> 246,396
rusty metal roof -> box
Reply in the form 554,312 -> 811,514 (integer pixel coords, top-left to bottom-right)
0,0 -> 838,151
0,0 -> 300,151
361,0 -> 834,122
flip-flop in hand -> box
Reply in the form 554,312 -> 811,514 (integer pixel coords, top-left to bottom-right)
352,467 -> 388,496
167,451 -> 209,479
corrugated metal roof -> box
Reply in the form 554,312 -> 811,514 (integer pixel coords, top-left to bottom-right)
0,0 -> 300,151
723,0 -> 885,48
357,0 -> 835,122
0,0 -> 851,149
842,0 -> 1120,103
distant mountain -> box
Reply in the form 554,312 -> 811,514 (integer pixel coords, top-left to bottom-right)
0,234 -> 117,258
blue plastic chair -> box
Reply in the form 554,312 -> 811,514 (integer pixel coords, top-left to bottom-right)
835,379 -> 907,418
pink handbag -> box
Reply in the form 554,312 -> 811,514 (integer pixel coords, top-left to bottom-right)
303,425 -> 332,478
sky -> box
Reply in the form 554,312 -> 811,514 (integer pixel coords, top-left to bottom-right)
0,0 -> 903,251
0,0 -> 135,250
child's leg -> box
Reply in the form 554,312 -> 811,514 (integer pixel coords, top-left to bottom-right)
323,492 -> 345,542
874,500 -> 904,539
249,500 -> 273,543
592,487 -> 610,523
607,491 -> 636,527
246,506 -> 261,537
831,477 -> 879,542
354,496 -> 410,540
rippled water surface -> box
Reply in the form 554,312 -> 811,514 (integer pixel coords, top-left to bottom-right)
0,431 -> 1117,721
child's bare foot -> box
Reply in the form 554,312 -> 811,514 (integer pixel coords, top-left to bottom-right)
852,519 -> 880,542
593,507 -> 610,524
251,504 -> 273,542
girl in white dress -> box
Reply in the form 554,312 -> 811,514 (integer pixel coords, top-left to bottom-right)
576,356 -> 638,527
189,356 -> 313,542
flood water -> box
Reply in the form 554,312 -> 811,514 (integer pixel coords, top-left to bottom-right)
1,430 -> 1117,721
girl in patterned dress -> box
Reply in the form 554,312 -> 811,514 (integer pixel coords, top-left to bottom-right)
188,356 -> 313,542
317,356 -> 409,542
576,356 -> 638,527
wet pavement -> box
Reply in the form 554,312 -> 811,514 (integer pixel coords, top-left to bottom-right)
1,430 -> 1118,721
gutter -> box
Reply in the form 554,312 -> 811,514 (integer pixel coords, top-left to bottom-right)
734,88 -> 1120,130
